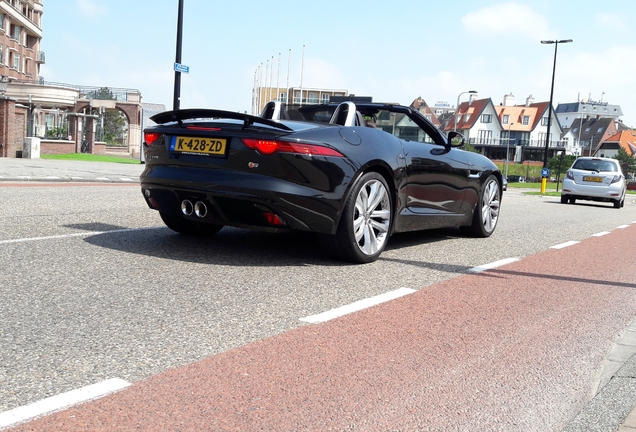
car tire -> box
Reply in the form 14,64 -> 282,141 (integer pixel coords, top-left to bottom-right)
461,175 -> 500,238
613,199 -> 621,209
570,197 -> 576,204
159,211 -> 223,236
320,172 -> 392,264
560,195 -> 569,204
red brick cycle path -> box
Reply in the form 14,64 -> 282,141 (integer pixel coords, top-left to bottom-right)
10,225 -> 636,431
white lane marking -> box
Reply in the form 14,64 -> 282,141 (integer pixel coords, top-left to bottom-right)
0,378 -> 130,430
119,178 -> 134,182
468,257 -> 521,273
550,240 -> 580,249
300,288 -> 416,324
70,177 -> 85,180
95,177 -> 110,181
0,227 -> 160,245
617,225 -> 630,229
592,231 -> 611,237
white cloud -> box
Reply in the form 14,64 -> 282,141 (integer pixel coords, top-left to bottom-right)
76,0 -> 107,18
462,2 -> 556,40
595,13 -> 625,30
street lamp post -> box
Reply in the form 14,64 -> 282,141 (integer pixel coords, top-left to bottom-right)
173,0 -> 184,111
454,90 -> 478,132
505,122 -> 514,179
540,38 -> 572,193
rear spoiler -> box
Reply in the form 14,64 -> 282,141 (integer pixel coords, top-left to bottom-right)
150,109 -> 293,131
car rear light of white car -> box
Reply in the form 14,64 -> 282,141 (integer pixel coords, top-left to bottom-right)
241,138 -> 344,157
611,175 -> 622,184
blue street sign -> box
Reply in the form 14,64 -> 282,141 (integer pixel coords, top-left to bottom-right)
542,168 -> 550,178
174,63 -> 190,73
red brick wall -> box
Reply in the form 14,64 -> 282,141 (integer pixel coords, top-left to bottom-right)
0,98 -> 27,158
41,140 -> 76,155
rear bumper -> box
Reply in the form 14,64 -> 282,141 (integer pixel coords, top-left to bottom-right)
561,178 -> 624,201
140,165 -> 348,234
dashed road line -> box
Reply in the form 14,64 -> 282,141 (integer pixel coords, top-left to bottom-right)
0,378 -> 130,430
551,240 -> 580,250
592,231 -> 611,237
0,227 -> 161,245
468,257 -> 521,273
300,288 -> 416,324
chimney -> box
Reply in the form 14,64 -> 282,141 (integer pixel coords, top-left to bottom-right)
503,93 -> 515,106
525,94 -> 535,107
469,93 -> 478,104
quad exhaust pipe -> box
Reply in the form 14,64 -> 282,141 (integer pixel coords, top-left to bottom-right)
181,199 -> 207,218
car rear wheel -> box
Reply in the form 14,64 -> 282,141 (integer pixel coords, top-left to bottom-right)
614,199 -> 621,209
560,195 -> 569,204
321,172 -> 392,263
569,197 -> 576,204
159,211 -> 223,236
461,175 -> 500,238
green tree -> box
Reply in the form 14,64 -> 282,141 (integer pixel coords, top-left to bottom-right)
614,148 -> 636,175
88,87 -> 116,101
548,154 -> 576,178
103,110 -> 127,145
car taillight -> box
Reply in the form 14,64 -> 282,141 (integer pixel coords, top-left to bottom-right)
611,175 -> 622,184
144,132 -> 161,145
566,170 -> 574,180
241,138 -> 344,157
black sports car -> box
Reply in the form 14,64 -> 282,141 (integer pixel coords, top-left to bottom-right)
140,101 -> 503,263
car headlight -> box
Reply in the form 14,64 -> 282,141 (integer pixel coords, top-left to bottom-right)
566,170 -> 574,180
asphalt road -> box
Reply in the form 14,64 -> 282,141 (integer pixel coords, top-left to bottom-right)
1,183 -> 636,430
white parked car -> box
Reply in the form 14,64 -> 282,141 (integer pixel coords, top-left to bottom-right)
561,157 -> 626,209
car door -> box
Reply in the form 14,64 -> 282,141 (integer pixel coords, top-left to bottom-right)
389,112 -> 470,231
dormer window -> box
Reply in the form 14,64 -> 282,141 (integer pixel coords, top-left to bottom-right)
522,116 -> 529,125
502,114 -> 509,124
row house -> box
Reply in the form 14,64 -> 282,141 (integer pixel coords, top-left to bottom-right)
443,93 -> 565,163
595,130 -> 636,158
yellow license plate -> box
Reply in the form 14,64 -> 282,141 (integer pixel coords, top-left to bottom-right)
583,176 -> 603,182
173,136 -> 227,155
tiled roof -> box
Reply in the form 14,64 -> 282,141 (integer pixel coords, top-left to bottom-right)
445,98 -> 490,131
602,130 -> 636,156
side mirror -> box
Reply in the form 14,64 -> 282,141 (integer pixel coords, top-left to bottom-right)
447,131 -> 465,147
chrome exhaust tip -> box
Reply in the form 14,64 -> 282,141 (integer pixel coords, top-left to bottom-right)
194,201 -> 208,218
181,199 -> 193,216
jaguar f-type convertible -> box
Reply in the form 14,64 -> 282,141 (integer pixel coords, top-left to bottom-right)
140,100 -> 503,263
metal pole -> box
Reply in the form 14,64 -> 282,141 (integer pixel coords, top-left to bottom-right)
505,122 -> 514,179
173,0 -> 184,111
542,42 -> 558,170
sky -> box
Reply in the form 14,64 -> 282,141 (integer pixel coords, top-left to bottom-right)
40,0 -> 636,127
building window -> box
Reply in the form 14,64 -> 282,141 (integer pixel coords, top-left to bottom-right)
12,25 -> 20,41
279,92 -> 286,103
477,130 -> 493,144
0,14 -> 4,30
522,116 -> 529,125
0,45 -> 3,64
308,92 -> 318,104
585,127 -> 591,133
481,114 -> 492,123
541,117 -> 548,126
435,109 -> 443,115
502,114 -> 509,124
321,93 -> 329,104
572,127 -> 578,133
597,127 -> 604,133
464,114 -> 470,122
13,53 -> 20,70
294,92 -> 301,103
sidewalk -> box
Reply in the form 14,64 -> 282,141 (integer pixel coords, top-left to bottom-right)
0,157 -> 144,183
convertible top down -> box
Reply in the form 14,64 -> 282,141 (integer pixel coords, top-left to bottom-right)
141,100 -> 503,263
